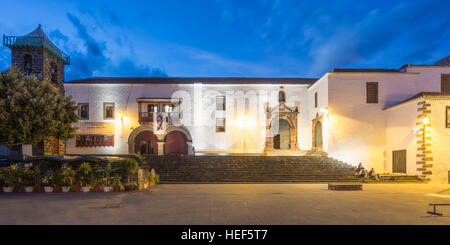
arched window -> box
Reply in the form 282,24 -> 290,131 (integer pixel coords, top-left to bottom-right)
23,54 -> 32,77
50,62 -> 58,84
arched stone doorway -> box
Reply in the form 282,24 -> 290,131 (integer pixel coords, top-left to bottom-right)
128,126 -> 158,155
164,130 -> 188,155
273,119 -> 291,150
314,121 -> 323,149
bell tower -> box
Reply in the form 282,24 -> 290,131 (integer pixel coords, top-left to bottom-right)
3,24 -> 70,90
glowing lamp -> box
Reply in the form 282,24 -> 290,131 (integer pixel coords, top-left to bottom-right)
422,117 -> 429,125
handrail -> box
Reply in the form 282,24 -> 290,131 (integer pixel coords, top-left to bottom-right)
3,35 -> 70,64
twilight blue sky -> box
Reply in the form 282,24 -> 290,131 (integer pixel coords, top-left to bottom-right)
0,0 -> 449,81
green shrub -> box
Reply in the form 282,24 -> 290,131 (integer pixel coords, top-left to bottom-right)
75,162 -> 92,187
0,164 -> 20,187
119,158 -> 139,184
20,167 -> 35,187
41,170 -> 55,187
55,167 -> 75,186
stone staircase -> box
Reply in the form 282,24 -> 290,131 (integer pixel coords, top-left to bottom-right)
144,155 -> 359,183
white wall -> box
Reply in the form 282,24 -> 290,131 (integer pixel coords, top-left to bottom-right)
428,99 -> 450,183
327,73 -> 419,171
305,75 -> 329,151
406,66 -> 450,92
385,100 -> 419,175
64,83 -> 310,155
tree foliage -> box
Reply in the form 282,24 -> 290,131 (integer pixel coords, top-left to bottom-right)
0,69 -> 78,145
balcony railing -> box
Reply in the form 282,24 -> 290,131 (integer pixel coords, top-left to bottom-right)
139,112 -> 181,125
3,35 -> 70,65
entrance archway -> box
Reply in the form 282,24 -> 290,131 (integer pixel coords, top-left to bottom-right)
133,130 -> 158,155
274,119 -> 290,150
164,130 -> 188,155
314,121 -> 323,149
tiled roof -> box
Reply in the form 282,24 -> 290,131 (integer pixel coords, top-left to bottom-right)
65,77 -> 319,85
433,55 -> 450,66
332,68 -> 399,73
383,92 -> 450,110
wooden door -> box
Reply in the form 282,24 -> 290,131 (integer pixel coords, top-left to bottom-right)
392,150 -> 406,173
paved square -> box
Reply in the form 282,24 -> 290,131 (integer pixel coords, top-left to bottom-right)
1,184 -> 450,225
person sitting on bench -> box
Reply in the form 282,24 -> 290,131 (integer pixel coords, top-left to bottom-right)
358,167 -> 367,178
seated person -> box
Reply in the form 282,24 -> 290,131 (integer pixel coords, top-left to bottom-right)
358,168 -> 366,178
368,168 -> 380,180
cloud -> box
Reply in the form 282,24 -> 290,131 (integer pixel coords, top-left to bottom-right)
49,29 -> 69,43
64,13 -> 166,80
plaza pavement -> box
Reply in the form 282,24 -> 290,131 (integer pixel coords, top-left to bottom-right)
0,183 -> 449,225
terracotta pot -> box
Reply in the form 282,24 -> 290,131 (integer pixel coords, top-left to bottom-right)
103,186 -> 111,192
62,186 -> 71,193
24,186 -> 34,193
93,186 -> 101,192
53,187 -> 62,193
74,186 -> 82,192
44,186 -> 54,193
0,186 -> 3,193
14,186 -> 22,193
3,186 -> 13,193
113,186 -> 121,192
35,186 -> 44,193
81,186 -> 91,192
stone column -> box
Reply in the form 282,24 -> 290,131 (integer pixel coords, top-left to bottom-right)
187,142 -> 193,155
157,142 -> 165,156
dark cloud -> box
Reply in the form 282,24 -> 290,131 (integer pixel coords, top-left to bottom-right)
49,29 -> 69,42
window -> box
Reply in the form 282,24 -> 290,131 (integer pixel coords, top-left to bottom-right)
216,96 -> 226,111
23,54 -> 32,77
50,62 -> 58,84
148,104 -> 159,112
163,104 -> 173,113
216,118 -> 225,132
76,135 -> 114,147
314,92 -> 318,108
446,106 -> 450,128
77,103 -> 89,120
442,74 -> 450,92
103,103 -> 115,120
366,82 -> 379,104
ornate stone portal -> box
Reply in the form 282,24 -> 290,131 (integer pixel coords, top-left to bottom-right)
264,87 -> 300,152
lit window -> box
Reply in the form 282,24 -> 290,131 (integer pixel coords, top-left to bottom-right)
163,104 -> 173,113
78,103 -> 89,120
216,118 -> 225,132
148,104 -> 159,112
104,103 -> 114,120
216,96 -> 226,111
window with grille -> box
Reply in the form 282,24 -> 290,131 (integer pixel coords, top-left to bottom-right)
216,96 -> 226,111
76,135 -> 114,147
104,103 -> 115,120
78,103 -> 89,120
216,118 -> 225,132
366,82 -> 379,104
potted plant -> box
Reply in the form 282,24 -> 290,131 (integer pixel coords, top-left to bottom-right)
42,170 -> 55,193
103,162 -> 113,192
56,167 -> 75,193
0,164 -> 19,193
90,166 -> 104,192
34,168 -> 44,192
21,167 -> 35,193
112,174 -> 122,192
119,158 -> 139,191
75,162 -> 92,192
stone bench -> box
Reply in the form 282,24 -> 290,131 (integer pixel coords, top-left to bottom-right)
328,183 -> 362,191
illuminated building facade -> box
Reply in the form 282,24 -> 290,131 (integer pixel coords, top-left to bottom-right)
3,26 -> 450,183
